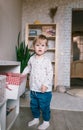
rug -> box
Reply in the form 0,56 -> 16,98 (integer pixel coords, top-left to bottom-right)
67,89 -> 83,97
51,92 -> 83,111
20,91 -> 83,111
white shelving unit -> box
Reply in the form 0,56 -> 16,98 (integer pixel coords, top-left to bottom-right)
25,23 -> 56,88
0,60 -> 27,130
0,100 -> 6,130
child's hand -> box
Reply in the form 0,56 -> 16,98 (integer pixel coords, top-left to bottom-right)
41,85 -> 48,93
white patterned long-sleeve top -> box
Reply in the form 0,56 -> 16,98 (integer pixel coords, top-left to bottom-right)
22,54 -> 53,92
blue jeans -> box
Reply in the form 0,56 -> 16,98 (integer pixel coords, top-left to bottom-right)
30,91 -> 52,121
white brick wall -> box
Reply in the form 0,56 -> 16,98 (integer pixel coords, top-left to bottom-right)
22,0 -> 83,88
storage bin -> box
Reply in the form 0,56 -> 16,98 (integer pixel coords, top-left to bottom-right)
5,73 -> 27,99
0,72 -> 27,99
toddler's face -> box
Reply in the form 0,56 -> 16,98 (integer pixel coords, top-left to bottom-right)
34,39 -> 47,56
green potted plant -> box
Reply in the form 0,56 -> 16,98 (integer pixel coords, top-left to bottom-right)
16,32 -> 33,73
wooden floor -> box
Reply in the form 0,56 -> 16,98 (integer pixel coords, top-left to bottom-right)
10,107 -> 83,130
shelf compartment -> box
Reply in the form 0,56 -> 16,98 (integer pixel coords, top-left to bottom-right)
6,99 -> 19,130
0,72 -> 27,100
6,106 -> 16,130
6,77 -> 27,100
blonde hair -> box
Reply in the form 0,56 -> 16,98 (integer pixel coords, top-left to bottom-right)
33,34 -> 48,46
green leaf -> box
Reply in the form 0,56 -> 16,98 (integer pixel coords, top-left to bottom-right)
16,32 -> 33,73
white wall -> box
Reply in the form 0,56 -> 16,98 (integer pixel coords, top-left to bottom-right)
22,0 -> 83,88
0,0 -> 22,60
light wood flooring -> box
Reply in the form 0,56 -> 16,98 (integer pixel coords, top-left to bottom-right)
10,107 -> 83,130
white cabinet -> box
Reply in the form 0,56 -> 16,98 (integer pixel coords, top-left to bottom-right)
25,23 -> 56,88
0,60 -> 27,130
0,101 -> 6,130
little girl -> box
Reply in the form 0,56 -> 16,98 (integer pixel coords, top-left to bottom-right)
22,34 -> 53,130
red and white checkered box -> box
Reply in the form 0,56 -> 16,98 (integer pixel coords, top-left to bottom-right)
0,72 -> 27,99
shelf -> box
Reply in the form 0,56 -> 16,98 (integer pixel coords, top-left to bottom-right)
29,48 -> 55,51
28,36 -> 56,40
48,48 -> 55,51
0,60 -> 27,130
0,60 -> 20,66
27,23 -> 56,28
25,23 -> 56,88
